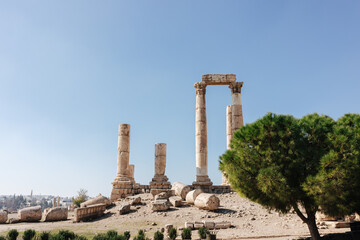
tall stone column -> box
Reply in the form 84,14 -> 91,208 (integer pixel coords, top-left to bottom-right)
149,143 -> 171,197
193,82 -> 212,191
111,124 -> 133,202
222,105 -> 233,185
229,82 -> 244,134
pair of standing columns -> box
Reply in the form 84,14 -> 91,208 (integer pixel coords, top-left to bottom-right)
194,81 -> 243,186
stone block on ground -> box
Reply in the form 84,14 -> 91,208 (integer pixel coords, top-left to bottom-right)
203,221 -> 215,229
0,211 -> 7,224
7,218 -> 20,224
169,196 -> 183,207
119,203 -> 131,215
155,191 -> 172,200
18,206 -> 42,222
194,221 -> 204,229
171,182 -> 191,199
44,207 -> 68,222
185,222 -> 194,229
194,193 -> 220,211
186,189 -> 203,205
152,199 -> 170,211
151,189 -> 173,198
74,204 -> 106,222
126,196 -> 141,205
215,221 -> 231,229
80,194 -> 111,208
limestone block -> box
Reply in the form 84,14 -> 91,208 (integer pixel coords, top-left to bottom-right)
186,189 -> 203,205
194,193 -> 220,211
194,222 -> 204,229
169,196 -> 183,207
185,222 -> 194,229
7,218 -> 20,224
155,191 -> 172,201
201,74 -> 236,85
44,207 -> 68,222
356,213 -> 360,221
74,204 -> 106,222
18,206 -> 42,222
0,211 -> 7,223
152,199 -> 170,211
119,203 -> 131,215
126,196 -> 141,205
80,194 -> 111,208
171,182 -> 191,200
215,221 -> 231,229
203,221 -> 215,230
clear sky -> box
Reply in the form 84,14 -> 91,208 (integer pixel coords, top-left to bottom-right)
0,1 -> 359,197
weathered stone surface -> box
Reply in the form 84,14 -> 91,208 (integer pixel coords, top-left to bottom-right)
119,203 -> 131,215
18,206 -> 42,222
164,224 -> 173,237
74,204 -> 106,222
185,222 -> 194,229
0,211 -> 7,223
126,195 -> 141,205
7,217 -> 20,224
155,191 -> 172,201
171,182 -> 191,199
215,221 -> 231,229
152,199 -> 170,211
81,194 -> 111,208
201,74 -> 236,85
185,189 -> 203,205
194,221 -> 204,229
155,143 -> 167,176
44,207 -> 68,222
316,211 -> 342,221
169,196 -> 182,207
203,221 -> 215,230
194,193 -> 220,210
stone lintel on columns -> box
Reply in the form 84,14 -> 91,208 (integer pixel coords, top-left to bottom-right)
202,74 -> 236,85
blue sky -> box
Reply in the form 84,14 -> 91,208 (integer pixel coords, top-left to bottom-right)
0,1 -> 359,197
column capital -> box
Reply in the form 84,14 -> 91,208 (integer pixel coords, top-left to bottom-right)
194,82 -> 207,95
229,82 -> 243,94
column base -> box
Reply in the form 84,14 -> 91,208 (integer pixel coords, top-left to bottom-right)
110,180 -> 134,202
193,175 -> 213,193
149,175 -> 171,197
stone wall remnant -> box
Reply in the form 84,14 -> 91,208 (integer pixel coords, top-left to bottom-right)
0,211 -> 7,223
74,204 -> 106,222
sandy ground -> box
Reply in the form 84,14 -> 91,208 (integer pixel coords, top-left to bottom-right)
0,192 -> 349,239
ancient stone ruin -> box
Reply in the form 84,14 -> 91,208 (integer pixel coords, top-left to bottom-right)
149,143 -> 171,197
193,74 -> 243,191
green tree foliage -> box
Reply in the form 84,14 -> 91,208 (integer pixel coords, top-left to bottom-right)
168,228 -> 177,240
220,113 -> 337,240
72,189 -> 88,207
181,228 -> 191,240
23,230 -> 36,240
305,113 -> 360,217
7,229 -> 19,240
123,232 -> 130,240
0,236 -> 6,240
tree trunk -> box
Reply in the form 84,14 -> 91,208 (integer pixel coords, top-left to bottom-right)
306,213 -> 321,240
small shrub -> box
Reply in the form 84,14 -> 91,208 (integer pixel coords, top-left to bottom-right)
181,228 -> 191,240
153,231 -> 163,240
23,230 -> 36,240
105,231 -> 117,239
133,230 -> 149,240
198,227 -> 207,239
168,228 -> 177,240
37,232 -> 50,240
123,232 -> 130,240
92,234 -> 107,240
7,230 -> 19,240
58,231 -> 75,240
49,234 -> 64,240
1,236 -> 7,240
74,236 -> 87,240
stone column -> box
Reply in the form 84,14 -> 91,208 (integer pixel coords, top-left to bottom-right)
111,124 -> 133,202
193,82 -> 212,191
229,82 -> 244,134
116,124 -> 130,181
149,143 -> 171,197
222,105 -> 233,185
57,197 -> 60,207
128,164 -> 135,183
53,198 -> 56,208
